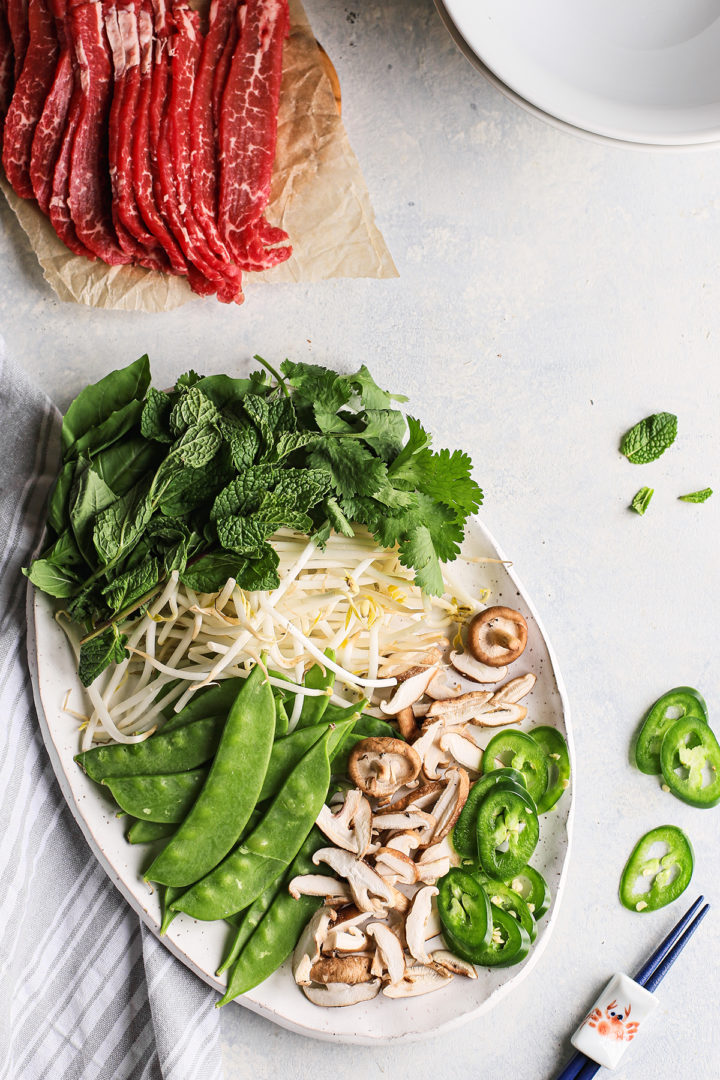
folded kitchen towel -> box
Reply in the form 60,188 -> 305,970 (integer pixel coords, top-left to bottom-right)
0,347 -> 224,1080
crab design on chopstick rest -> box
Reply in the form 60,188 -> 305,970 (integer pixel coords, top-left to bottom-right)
584,1000 -> 640,1042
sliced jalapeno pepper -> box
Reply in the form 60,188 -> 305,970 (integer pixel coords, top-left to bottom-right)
451,768 -> 529,858
506,865 -> 551,920
619,825 -> 694,912
635,686 -> 708,775
479,879 -> 537,942
529,726 -> 571,813
476,786 -> 539,879
482,730 -> 549,806
437,868 -> 492,962
660,715 -> 720,808
457,902 -> 531,968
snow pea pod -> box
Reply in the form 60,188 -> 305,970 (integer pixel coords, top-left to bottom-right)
274,696 -> 289,737
172,730 -> 332,920
160,679 -> 243,733
295,650 -> 335,729
258,718 -> 354,802
75,715 -> 224,781
216,827 -> 328,1006
160,885 -> 185,934
216,876 -> 285,976
105,769 -> 206,823
322,699 -> 368,726
127,819 -> 176,844
145,664 -> 275,887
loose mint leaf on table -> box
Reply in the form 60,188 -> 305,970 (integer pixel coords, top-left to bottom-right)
678,488 -> 713,503
78,626 -> 128,687
62,355 -> 150,457
630,487 -> 654,515
620,412 -> 677,464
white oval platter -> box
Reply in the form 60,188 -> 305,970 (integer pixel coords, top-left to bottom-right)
27,517 -> 573,1045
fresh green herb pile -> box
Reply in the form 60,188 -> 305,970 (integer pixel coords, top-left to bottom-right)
620,412 -> 712,513
25,355 -> 483,685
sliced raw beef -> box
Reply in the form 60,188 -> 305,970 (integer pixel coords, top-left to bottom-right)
131,0 -> 191,276
29,0 -> 74,213
189,0 -> 236,260
105,1 -> 167,268
211,0 -> 235,132
2,0 -> 59,198
154,0 -> 242,302
218,0 -> 291,271
65,0 -> 130,263
0,3 -> 13,144
48,74 -> 95,257
6,0 -> 28,82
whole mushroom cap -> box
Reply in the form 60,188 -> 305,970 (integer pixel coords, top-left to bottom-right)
466,606 -> 528,667
348,737 -> 422,798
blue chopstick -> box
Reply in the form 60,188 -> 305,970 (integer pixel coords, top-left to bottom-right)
552,896 -> 709,1080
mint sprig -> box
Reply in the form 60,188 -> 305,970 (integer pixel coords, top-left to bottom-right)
630,487 -> 654,515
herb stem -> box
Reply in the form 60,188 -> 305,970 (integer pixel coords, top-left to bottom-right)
254,355 -> 290,399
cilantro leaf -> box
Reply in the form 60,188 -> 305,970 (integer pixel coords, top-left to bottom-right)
678,488 -> 713,503
620,413 -> 678,464
398,526 -> 445,597
349,364 -> 408,410
280,360 -> 354,413
630,487 -> 654,515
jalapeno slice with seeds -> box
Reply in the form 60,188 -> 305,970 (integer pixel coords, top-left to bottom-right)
619,825 -> 693,912
506,865 -> 551,920
451,767 -> 529,858
475,877 -> 537,942
476,786 -> 539,879
529,726 -> 571,813
467,902 -> 532,968
481,730 -> 549,806
437,868 -> 492,962
660,715 -> 720,808
635,686 -> 708,775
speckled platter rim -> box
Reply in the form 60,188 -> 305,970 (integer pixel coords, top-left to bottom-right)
27,517 -> 574,1044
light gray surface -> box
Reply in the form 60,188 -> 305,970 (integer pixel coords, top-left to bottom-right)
2,1 -> 720,1077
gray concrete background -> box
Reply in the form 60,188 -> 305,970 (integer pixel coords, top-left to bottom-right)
3,1 -> 720,1077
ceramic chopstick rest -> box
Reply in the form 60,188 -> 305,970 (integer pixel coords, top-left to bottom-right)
570,972 -> 658,1070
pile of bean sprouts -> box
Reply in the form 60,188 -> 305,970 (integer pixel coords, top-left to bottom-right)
60,528 -> 486,751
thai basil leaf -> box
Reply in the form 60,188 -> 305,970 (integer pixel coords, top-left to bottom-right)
69,459 -> 117,566
24,557 -> 80,598
92,437 -> 161,497
61,355 -> 150,457
47,460 -> 76,535
180,552 -> 248,592
70,399 -> 144,460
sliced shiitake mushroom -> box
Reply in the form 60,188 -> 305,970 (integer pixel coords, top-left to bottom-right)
467,606 -> 528,667
348,737 -> 421,798
303,979 -> 381,1007
450,651 -> 507,684
310,954 -> 374,985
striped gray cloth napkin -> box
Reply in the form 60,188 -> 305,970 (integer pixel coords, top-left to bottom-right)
0,350 -> 224,1080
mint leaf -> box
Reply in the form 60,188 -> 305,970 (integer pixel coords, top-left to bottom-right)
180,552 -> 248,592
630,487 -> 654,515
219,415 -> 261,469
170,387 -> 221,436
69,459 -> 118,566
93,480 -> 153,564
78,626 -> 128,687
141,388 -> 174,443
175,423 -> 222,469
620,413 -> 677,464
212,466 -> 279,522
678,488 -> 713,503
101,558 -> 159,613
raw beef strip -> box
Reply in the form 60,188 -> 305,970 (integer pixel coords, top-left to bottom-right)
48,73 -> 95,256
131,0 -> 192,276
210,0 -> 235,132
0,2 -> 14,143
66,0 -> 130,263
155,0 -> 243,302
134,0 -> 215,295
105,1 -> 167,268
189,0 -> 236,260
6,0 -> 27,82
29,0 -> 74,213
2,0 -> 59,198
218,0 -> 291,271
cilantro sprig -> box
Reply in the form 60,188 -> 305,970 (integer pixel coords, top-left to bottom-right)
25,355 -> 483,684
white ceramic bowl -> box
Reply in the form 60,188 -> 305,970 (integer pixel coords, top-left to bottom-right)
436,0 -> 720,148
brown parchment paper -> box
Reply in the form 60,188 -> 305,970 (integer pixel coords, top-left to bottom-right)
0,0 -> 397,311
